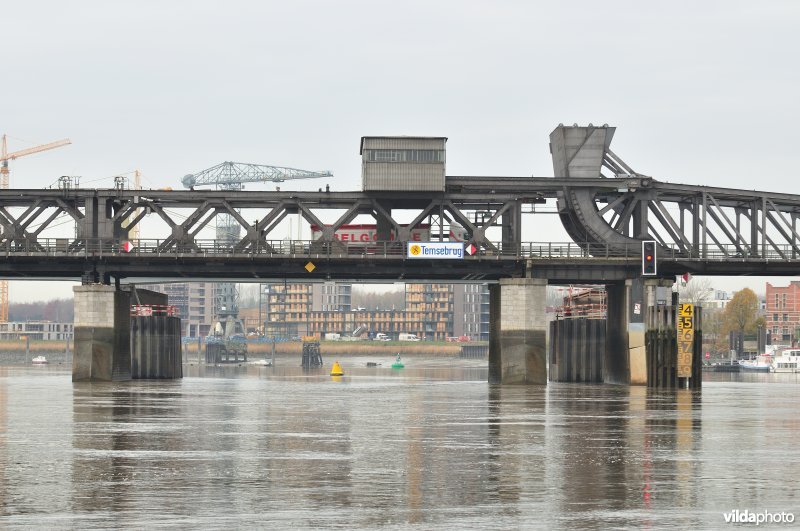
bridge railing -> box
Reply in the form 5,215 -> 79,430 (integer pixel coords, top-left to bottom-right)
522,242 -> 800,260
3,238 -> 800,261
0,238 -> 415,258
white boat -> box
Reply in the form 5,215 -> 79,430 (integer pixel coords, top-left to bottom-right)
31,356 -> 48,365
252,359 -> 273,367
739,354 -> 772,372
771,349 -> 800,373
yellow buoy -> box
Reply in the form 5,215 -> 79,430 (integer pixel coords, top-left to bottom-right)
330,360 -> 344,376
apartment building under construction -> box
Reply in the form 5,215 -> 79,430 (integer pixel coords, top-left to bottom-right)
150,282 -> 216,337
151,279 -> 488,341
260,281 -> 487,341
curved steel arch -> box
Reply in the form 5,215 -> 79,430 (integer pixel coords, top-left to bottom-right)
550,124 -> 800,260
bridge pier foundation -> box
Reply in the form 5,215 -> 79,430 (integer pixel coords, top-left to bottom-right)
605,278 -> 675,385
72,285 -> 132,382
605,279 -> 647,385
73,286 -> 181,381
489,278 -> 547,385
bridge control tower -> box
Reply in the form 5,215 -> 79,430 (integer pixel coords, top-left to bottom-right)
360,136 -> 452,241
361,136 -> 447,192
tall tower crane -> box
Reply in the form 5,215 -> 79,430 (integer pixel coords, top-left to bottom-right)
181,161 -> 332,326
0,135 -> 71,322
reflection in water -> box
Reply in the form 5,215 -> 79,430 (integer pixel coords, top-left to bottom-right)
0,361 -> 797,528
487,385 -> 546,515
640,389 -> 704,528
0,368 -> 7,514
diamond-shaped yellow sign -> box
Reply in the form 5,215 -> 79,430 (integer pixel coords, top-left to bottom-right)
305,261 -> 316,272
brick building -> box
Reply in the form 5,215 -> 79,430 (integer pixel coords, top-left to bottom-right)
765,281 -> 800,344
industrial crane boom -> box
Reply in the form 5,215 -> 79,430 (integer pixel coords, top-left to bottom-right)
178,159 -> 332,325
182,161 -> 332,190
0,134 -> 71,324
1,137 -> 71,163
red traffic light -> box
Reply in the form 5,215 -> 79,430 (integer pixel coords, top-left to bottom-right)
642,240 -> 657,275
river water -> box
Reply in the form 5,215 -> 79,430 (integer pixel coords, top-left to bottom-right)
0,356 -> 798,529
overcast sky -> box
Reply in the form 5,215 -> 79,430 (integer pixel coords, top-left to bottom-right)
5,1 -> 800,301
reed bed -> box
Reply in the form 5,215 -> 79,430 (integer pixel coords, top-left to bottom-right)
183,340 -> 474,357
0,339 -> 72,353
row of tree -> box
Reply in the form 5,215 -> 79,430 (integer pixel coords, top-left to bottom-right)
9,299 -> 74,322
237,284 -> 407,311
678,278 -> 762,354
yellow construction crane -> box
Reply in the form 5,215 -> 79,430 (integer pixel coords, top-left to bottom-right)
1,135 -> 71,187
0,134 -> 71,321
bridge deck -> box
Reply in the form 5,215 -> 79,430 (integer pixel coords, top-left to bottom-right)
0,237 -> 796,282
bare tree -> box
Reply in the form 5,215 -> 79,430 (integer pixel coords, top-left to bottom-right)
352,287 -> 405,310
677,276 -> 714,305
546,286 -> 565,308
237,284 -> 260,309
9,299 -> 74,322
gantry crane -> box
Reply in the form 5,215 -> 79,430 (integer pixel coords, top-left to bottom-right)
181,161 -> 332,331
0,135 -> 71,322
182,161 -> 332,190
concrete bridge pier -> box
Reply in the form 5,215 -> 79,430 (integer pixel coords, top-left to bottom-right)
489,278 -> 547,385
72,284 -> 132,382
605,279 -> 646,385
73,285 -> 181,382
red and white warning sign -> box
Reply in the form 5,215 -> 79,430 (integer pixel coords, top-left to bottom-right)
465,243 -> 477,256
121,241 -> 134,253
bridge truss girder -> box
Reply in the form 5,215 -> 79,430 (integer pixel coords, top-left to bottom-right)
553,175 -> 800,263
2,174 -> 800,282
81,190 -> 526,256
547,124 -> 800,264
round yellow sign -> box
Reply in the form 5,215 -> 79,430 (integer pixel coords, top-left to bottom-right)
410,244 -> 421,256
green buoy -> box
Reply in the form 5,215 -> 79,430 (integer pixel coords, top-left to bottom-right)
391,353 -> 404,369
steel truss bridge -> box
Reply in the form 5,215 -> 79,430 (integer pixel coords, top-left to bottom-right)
2,125 -> 800,284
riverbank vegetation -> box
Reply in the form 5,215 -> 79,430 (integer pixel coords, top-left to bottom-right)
0,339 -> 72,353
183,340 -> 482,357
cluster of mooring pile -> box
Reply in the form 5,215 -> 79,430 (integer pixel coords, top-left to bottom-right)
547,282 -> 703,389
645,303 -> 702,389
302,339 -> 322,368
130,304 -> 182,378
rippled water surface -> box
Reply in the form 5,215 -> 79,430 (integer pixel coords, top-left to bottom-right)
0,357 -> 798,529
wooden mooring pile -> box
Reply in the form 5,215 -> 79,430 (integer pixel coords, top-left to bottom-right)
548,317 -> 605,383
645,304 -> 702,389
130,305 -> 182,379
301,341 -> 323,368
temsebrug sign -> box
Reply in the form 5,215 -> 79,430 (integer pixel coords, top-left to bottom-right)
407,242 -> 464,259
